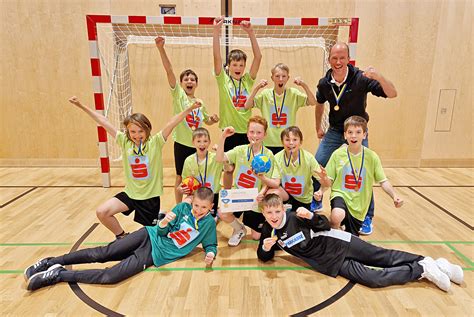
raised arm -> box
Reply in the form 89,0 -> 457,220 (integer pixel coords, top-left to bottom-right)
244,79 -> 268,109
315,102 -> 325,139
216,127 -> 235,163
155,36 -> 177,88
294,77 -> 317,106
241,21 -> 262,79
68,96 -> 117,138
363,66 -> 397,98
161,101 -> 202,140
213,17 -> 224,76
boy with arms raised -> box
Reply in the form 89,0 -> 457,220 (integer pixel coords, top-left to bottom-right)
244,63 -> 317,154
155,36 -> 219,204
258,194 -> 463,292
213,17 -> 262,188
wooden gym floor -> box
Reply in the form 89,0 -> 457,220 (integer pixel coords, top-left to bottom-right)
0,167 -> 472,316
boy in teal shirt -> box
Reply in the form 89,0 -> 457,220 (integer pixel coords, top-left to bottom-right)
25,187 -> 217,291
156,36 -> 219,204
317,116 -> 403,235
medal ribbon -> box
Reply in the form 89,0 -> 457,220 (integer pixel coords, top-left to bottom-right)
331,83 -> 347,108
347,147 -> 365,190
196,152 -> 208,187
247,145 -> 264,162
189,212 -> 199,231
272,89 -> 286,125
190,108 -> 200,128
133,140 -> 146,156
283,149 -> 300,167
231,77 -> 242,105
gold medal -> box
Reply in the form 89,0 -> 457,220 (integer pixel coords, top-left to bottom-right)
276,124 -> 280,128
354,184 -> 360,191
334,105 -> 340,111
191,126 -> 196,131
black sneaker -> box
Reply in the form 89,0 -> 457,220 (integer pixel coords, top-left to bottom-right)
24,257 -> 54,281
27,264 -> 66,291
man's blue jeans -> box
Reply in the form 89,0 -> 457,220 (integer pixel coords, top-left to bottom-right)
314,127 -> 374,219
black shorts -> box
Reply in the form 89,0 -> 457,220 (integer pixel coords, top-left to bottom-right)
174,142 -> 196,176
285,195 -> 311,211
330,196 -> 363,236
115,192 -> 161,226
233,210 -> 266,233
224,132 -> 248,152
266,146 -> 284,155
211,193 -> 219,217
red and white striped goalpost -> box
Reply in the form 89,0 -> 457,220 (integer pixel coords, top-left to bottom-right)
85,15 -> 359,187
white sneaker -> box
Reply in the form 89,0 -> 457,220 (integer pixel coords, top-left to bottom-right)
419,257 -> 450,292
436,258 -> 464,285
228,226 -> 247,247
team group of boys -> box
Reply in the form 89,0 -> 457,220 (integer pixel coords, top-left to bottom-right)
24,18 -> 463,296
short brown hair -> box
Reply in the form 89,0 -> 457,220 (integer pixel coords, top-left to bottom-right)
260,193 -> 283,210
123,113 -> 152,142
194,186 -> 214,203
344,115 -> 367,133
248,115 -> 268,132
280,126 -> 303,143
192,127 -> 210,141
179,69 -> 198,83
228,49 -> 247,63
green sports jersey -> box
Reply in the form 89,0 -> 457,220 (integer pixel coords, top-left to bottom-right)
226,144 -> 280,192
116,131 -> 166,199
326,145 -> 387,221
274,149 -> 322,204
182,151 -> 224,193
254,87 -> 308,146
146,202 -> 217,267
215,71 -> 254,133
171,82 -> 209,147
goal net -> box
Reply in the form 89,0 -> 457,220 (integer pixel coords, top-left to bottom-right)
86,15 -> 359,187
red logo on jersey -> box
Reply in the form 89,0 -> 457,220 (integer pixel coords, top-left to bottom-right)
131,157 -> 148,178
232,94 -> 247,108
271,112 -> 287,127
185,113 -> 200,130
284,177 -> 302,195
344,174 -> 363,190
237,169 -> 256,188
169,228 -> 193,246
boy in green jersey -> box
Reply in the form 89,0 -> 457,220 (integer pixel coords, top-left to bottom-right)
316,116 -> 403,235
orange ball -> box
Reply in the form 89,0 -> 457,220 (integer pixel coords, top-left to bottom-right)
181,176 -> 201,194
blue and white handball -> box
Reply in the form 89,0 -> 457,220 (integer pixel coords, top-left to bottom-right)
251,154 -> 272,174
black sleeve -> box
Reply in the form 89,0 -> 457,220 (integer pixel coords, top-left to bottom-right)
257,223 -> 277,262
366,77 -> 387,98
305,213 -> 331,232
316,79 -> 328,104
